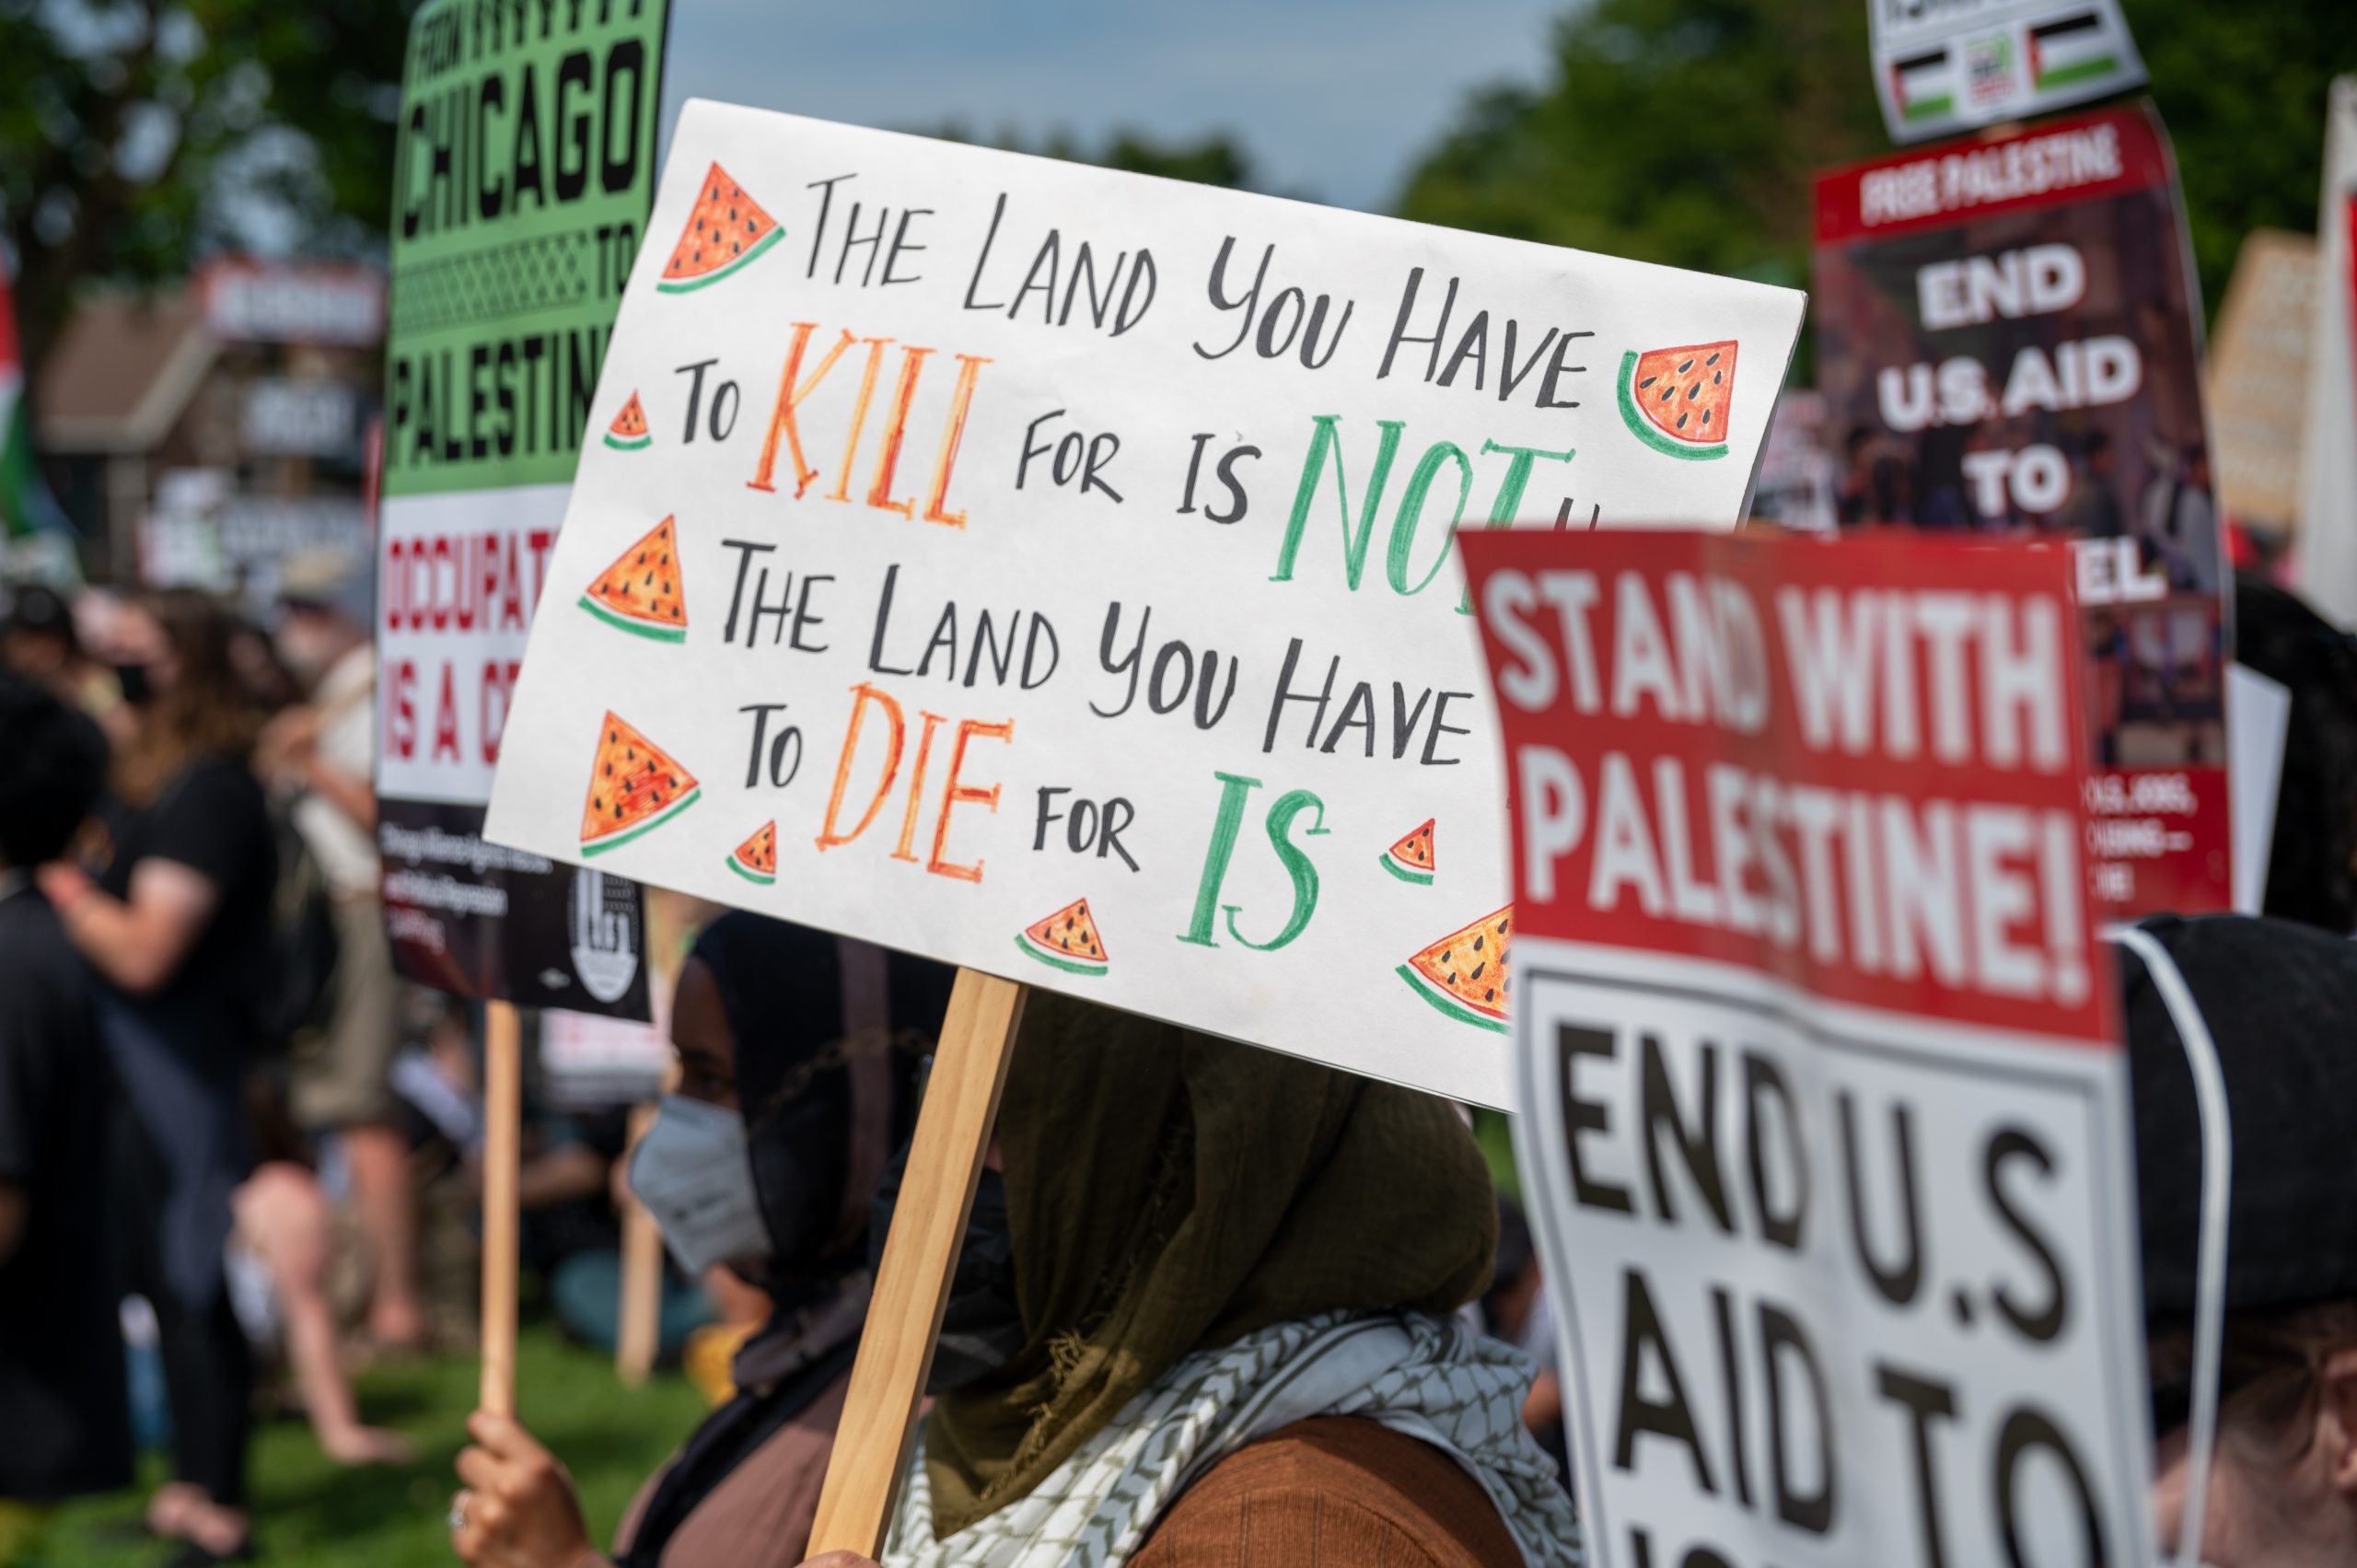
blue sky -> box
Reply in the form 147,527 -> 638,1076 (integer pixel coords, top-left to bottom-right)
658,0 -> 1569,214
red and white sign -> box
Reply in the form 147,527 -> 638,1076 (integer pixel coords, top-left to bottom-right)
377,486 -> 565,806
1468,528 -> 2150,1568
1815,104 -> 2233,916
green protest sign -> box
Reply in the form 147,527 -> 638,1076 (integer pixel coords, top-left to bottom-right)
385,0 -> 668,499
377,0 -> 670,1017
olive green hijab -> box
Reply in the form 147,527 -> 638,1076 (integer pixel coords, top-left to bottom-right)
923,992 -> 1498,1535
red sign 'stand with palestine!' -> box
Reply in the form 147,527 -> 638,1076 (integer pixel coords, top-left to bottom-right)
1467,529 -> 2153,1568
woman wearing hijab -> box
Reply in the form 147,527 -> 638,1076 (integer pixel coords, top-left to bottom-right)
450,913 -> 953,1568
822,991 -> 1579,1568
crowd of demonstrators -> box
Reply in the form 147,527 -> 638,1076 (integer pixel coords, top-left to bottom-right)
36,587 -> 278,1562
6,561 -> 2357,1568
0,577 -> 455,1562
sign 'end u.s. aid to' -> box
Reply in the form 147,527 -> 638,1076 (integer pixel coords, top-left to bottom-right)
479,100 -> 1805,1109
1464,529 -> 2153,1567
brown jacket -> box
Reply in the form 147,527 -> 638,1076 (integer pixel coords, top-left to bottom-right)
1132,1417 -> 1525,1567
619,1404 -> 1523,1566
612,1365 -> 852,1568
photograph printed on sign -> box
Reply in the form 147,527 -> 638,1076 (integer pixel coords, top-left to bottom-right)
481,102 -> 1806,1107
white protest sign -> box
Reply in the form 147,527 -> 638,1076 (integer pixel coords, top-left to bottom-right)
1867,0 -> 2147,145
482,102 -> 1805,1108
1466,529 -> 2152,1565
2299,76 -> 2357,631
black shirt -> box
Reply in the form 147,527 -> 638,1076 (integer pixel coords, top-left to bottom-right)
0,883 -> 134,1499
99,756 -> 275,1077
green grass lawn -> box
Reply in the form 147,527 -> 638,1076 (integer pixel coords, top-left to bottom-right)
48,1322 -> 710,1566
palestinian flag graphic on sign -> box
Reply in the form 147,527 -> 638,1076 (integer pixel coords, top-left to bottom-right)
2026,11 -> 2119,93
1889,46 -> 1953,125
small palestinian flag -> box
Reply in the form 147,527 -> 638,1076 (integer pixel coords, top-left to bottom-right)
1891,46 -> 1953,124
2027,11 -> 2122,93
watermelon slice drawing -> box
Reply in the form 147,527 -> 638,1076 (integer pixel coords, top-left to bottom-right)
656,163 -> 783,294
1397,906 -> 1511,1033
726,820 -> 777,886
1016,898 -> 1109,977
1380,819 -> 1436,885
605,391 -> 651,451
1616,340 -> 1736,461
579,713 -> 701,857
578,516 -> 687,644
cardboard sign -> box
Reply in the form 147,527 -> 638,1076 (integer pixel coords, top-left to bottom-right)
1814,104 -> 2233,915
1465,528 -> 2150,1568
1866,0 -> 2146,145
480,102 -> 1806,1108
2205,231 -> 2316,541
375,0 -> 672,1018
2298,77 -> 2357,631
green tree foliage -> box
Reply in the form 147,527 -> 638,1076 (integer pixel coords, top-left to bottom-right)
1397,0 -> 2354,314
0,0 -> 411,375
2134,0 -> 2352,306
1397,0 -> 1881,291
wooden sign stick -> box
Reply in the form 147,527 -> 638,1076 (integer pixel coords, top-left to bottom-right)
806,968 -> 1028,1557
614,1101 -> 663,1387
480,998 -> 524,1418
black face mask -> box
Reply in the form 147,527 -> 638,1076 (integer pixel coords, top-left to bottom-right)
112,661 -> 154,706
871,1156 -> 1023,1395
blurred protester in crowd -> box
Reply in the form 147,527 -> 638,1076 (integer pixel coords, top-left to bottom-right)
450,914 -> 954,1568
805,993 -> 1577,1568
2060,430 -> 2127,539
230,1081 -> 410,1468
520,1104 -> 713,1362
0,673 -> 130,1568
2233,574 -> 2357,935
1479,1198 -> 1567,1482
38,588 -> 273,1564
0,579 -> 124,740
2138,441 -> 2216,590
2123,915 -> 2357,1565
258,552 -> 427,1358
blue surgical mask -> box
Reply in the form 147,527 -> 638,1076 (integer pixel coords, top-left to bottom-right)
629,1095 -> 773,1277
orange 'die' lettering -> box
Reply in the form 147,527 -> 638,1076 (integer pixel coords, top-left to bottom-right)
814,682 -> 1013,883
744,323 -> 990,528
